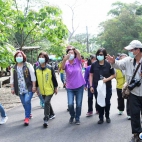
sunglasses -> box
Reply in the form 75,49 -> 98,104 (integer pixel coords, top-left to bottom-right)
98,54 -> 104,56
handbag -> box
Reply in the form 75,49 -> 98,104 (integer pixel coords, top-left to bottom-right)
122,62 -> 141,99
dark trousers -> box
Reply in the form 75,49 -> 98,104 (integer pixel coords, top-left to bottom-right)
129,93 -> 142,134
96,87 -> 112,120
117,88 -> 131,116
42,95 -> 54,119
87,88 -> 99,112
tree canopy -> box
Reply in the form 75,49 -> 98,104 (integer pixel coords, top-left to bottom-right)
97,1 -> 142,55
0,0 -> 69,67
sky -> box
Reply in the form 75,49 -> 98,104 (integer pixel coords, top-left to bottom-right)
46,0 -> 139,34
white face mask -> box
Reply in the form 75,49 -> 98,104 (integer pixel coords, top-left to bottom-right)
38,58 -> 45,64
69,54 -> 74,60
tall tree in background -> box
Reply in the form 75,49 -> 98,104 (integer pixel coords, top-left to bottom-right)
10,0 -> 68,54
97,1 -> 142,55
70,33 -> 97,57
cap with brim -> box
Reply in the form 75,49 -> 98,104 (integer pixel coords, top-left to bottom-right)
119,53 -> 128,57
124,40 -> 142,50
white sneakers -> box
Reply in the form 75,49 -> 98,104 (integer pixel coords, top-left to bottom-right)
0,116 -> 8,124
118,111 -> 123,115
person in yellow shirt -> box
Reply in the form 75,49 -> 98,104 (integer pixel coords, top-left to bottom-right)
58,56 -> 65,88
115,53 -> 131,120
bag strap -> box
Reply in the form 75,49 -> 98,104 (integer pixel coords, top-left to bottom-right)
130,62 -> 141,84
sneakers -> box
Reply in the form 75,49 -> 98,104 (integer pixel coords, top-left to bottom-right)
43,117 -> 48,128
49,114 -> 56,120
75,120 -> 80,125
98,120 -> 104,124
24,118 -> 29,126
86,111 -> 93,117
106,118 -> 111,123
127,116 -> 131,120
118,111 -> 123,115
0,116 -> 8,124
69,117 -> 74,124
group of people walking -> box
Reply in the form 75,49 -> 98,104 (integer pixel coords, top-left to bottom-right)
0,39 -> 142,142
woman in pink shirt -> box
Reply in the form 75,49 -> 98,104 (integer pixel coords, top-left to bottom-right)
62,46 -> 85,125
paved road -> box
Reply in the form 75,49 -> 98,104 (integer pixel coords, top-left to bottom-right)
0,79 -> 132,142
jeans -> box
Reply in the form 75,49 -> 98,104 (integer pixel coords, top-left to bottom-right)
66,85 -> 84,121
42,95 -> 54,119
96,87 -> 112,120
19,92 -> 33,118
60,73 -> 64,84
0,103 -> 6,117
87,88 -> 98,112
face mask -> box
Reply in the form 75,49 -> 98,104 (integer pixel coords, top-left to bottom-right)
97,55 -> 104,61
69,54 -> 74,60
16,57 -> 23,63
128,52 -> 136,58
38,58 -> 45,64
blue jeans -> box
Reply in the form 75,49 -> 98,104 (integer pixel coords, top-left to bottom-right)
60,73 -> 64,84
66,85 -> 84,121
19,92 -> 33,118
0,103 -> 6,117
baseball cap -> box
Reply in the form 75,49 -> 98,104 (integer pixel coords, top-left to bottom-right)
119,53 -> 128,57
124,40 -> 142,50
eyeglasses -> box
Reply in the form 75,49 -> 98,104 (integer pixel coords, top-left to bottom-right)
98,54 -> 104,56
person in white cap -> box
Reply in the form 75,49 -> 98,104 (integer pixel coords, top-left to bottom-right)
106,40 -> 142,142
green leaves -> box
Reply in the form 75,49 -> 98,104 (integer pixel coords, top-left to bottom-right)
97,1 -> 142,55
0,44 -> 15,68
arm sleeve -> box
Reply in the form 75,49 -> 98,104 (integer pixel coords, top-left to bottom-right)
111,57 -> 130,70
84,67 -> 89,87
109,64 -> 115,75
35,69 -> 39,87
51,67 -> 58,88
90,64 -> 94,73
10,68 -> 14,84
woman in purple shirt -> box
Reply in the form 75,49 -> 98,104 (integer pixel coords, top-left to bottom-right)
62,46 -> 85,125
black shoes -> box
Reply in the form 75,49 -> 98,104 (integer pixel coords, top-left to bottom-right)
69,117 -> 74,124
98,118 -> 111,124
75,120 -> 80,125
106,118 -> 111,123
98,120 -> 104,124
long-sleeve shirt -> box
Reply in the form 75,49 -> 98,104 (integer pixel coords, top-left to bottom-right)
111,56 -> 142,96
84,65 -> 91,88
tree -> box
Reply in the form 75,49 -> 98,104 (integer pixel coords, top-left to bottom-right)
11,0 -> 68,53
97,1 -> 142,55
70,33 -> 98,57
0,44 -> 15,68
0,0 -> 16,67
